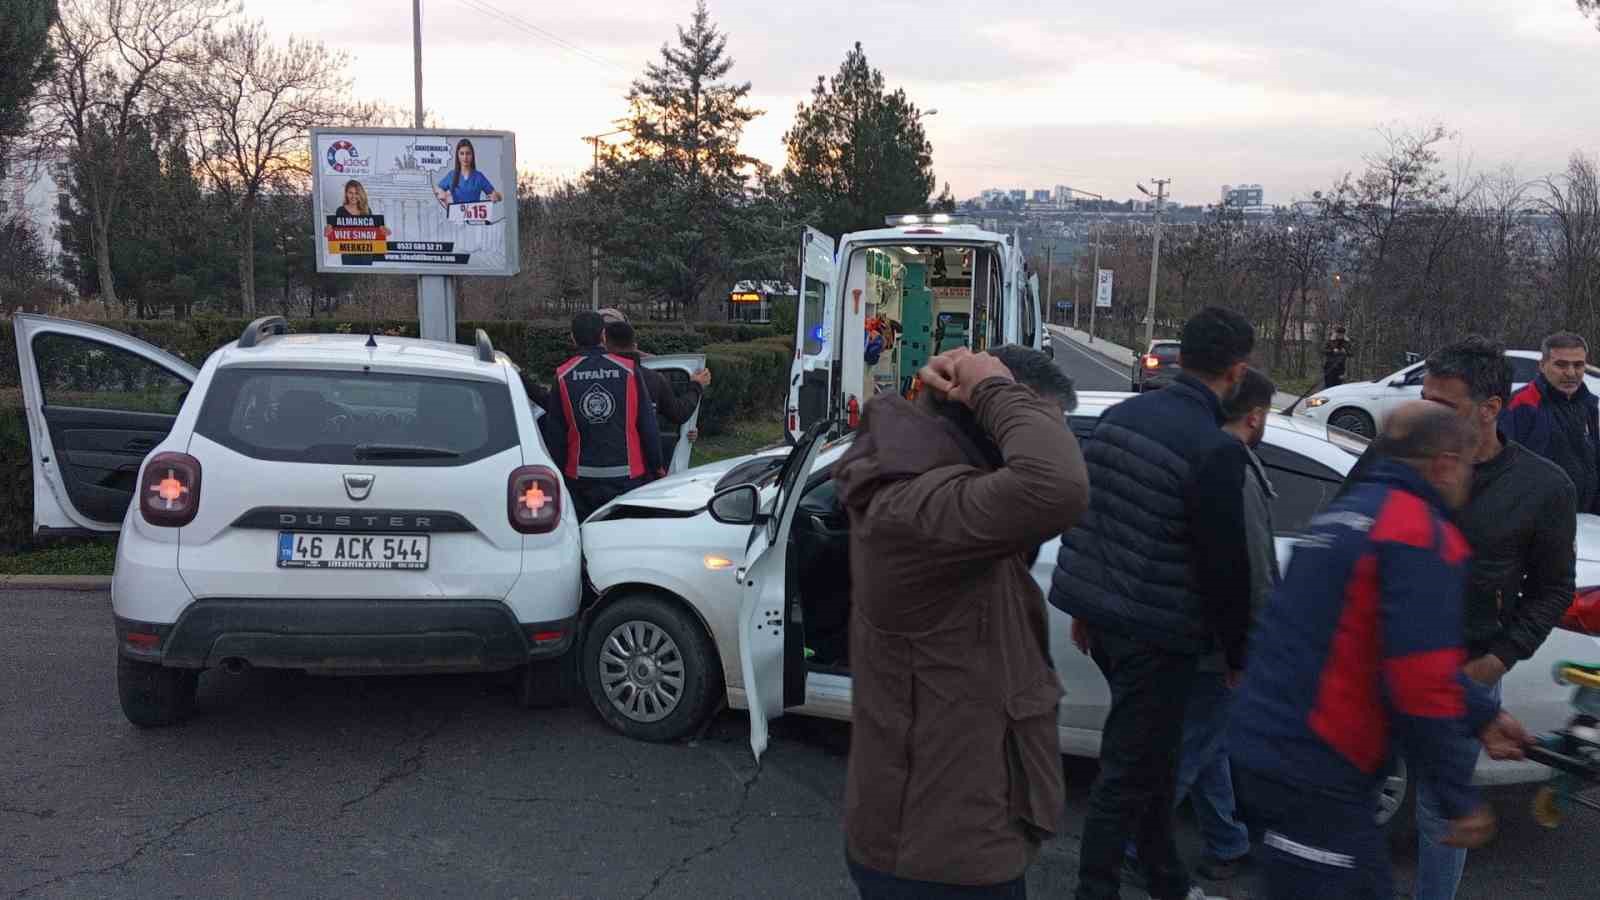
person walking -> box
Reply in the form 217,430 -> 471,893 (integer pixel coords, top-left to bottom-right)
1323,325 -> 1350,387
1500,332 -> 1600,513
834,345 -> 1090,899
540,310 -> 665,522
1231,401 -> 1530,900
603,319 -> 711,467
1124,367 -> 1279,884
1051,306 -> 1258,900
1339,337 -> 1577,899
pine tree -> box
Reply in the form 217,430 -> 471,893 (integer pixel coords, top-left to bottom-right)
782,43 -> 937,238
586,1 -> 779,318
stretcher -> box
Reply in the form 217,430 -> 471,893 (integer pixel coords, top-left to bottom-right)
1528,663 -> 1600,828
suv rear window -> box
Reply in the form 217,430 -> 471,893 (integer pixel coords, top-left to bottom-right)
1151,343 -> 1181,363
196,368 -> 517,466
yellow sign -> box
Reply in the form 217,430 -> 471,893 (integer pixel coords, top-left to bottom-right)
330,241 -> 388,254
729,292 -> 761,303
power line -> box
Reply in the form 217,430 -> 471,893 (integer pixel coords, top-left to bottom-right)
451,0 -> 629,76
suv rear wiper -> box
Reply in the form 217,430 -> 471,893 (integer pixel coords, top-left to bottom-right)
352,443 -> 461,460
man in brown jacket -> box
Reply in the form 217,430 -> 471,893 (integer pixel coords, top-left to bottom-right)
834,345 -> 1091,898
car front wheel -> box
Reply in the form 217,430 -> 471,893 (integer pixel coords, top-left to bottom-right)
1329,407 -> 1376,439
581,594 -> 722,742
117,655 -> 198,727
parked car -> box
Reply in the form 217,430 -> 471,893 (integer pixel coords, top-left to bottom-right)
580,391 -> 1600,829
1293,349 -> 1600,438
1131,339 -> 1182,392
12,315 -> 698,727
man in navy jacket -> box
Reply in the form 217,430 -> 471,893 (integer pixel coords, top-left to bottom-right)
1500,332 -> 1599,513
1231,401 -> 1528,900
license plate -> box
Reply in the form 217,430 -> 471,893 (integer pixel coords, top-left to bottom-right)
276,533 -> 429,570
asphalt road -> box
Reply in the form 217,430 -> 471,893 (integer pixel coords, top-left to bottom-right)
1050,330 -> 1136,393
0,601 -> 1591,896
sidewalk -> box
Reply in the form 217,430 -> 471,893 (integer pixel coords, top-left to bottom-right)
1046,324 -> 1300,411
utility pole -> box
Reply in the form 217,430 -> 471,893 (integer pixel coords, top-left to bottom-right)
413,0 -> 455,342
1140,178 -> 1170,348
1057,186 -> 1107,342
582,129 -> 629,311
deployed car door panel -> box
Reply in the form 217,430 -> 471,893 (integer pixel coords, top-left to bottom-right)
13,315 -> 197,533
641,354 -> 707,474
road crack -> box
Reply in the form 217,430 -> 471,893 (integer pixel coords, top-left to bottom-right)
634,752 -> 763,900
336,711 -> 456,815
8,797 -> 265,898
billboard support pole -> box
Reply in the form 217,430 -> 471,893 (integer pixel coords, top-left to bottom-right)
413,0 -> 454,342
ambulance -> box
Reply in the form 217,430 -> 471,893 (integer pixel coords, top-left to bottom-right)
785,214 -> 1047,442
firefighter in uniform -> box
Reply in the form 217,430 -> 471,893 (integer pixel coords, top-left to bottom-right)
541,310 -> 665,521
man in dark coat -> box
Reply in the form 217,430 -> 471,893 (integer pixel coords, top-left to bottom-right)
834,345 -> 1089,898
1500,332 -> 1599,513
1051,306 -> 1257,900
604,320 -> 711,467
1323,325 -> 1350,387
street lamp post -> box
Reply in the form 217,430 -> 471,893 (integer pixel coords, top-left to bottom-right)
412,0 -> 455,341
581,129 -> 629,311
1058,186 -> 1106,342
1137,179 -> 1170,349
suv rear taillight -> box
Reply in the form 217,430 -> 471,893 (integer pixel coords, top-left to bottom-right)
139,452 -> 202,527
1560,588 -> 1600,635
1143,354 -> 1160,369
509,466 -> 562,534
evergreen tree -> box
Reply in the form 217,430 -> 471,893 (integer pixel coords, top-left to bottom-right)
0,0 -> 56,145
782,43 -> 937,238
586,1 -> 778,318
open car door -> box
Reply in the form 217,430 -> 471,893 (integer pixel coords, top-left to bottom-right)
736,418 -> 829,760
641,353 -> 707,474
786,227 -> 836,443
13,315 -> 197,535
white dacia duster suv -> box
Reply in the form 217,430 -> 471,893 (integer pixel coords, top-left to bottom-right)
14,315 -> 582,726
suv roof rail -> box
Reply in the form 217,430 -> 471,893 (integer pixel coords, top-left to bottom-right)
238,316 -> 288,349
474,328 -> 496,363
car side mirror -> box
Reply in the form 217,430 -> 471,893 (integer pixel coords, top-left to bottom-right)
1389,380 -> 1405,388
708,484 -> 759,526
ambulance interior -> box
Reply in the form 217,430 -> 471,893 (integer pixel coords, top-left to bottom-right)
792,240 -> 1007,673
843,242 -> 1007,405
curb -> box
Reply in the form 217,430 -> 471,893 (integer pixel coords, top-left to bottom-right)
0,575 -> 112,592
1048,324 -> 1302,411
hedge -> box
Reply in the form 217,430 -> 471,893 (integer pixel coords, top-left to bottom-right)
0,317 -> 784,550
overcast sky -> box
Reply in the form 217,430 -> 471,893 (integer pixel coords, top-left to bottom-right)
247,0 -> 1600,205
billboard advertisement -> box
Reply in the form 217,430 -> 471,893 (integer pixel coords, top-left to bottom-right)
1096,268 -> 1114,308
311,127 -> 519,277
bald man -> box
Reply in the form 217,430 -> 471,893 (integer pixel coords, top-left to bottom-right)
1229,402 -> 1528,900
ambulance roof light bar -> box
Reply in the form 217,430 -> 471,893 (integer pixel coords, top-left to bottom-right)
887,213 -> 965,227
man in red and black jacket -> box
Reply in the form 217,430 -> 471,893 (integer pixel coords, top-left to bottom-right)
540,310 -> 664,521
1231,401 -> 1528,900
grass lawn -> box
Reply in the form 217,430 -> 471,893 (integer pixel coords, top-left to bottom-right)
0,541 -> 116,576
691,415 -> 786,467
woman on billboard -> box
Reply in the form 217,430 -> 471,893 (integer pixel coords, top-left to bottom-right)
434,138 -> 503,205
335,180 -> 372,217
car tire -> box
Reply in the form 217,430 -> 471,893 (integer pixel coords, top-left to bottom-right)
581,594 -> 722,743
116,654 -> 198,727
1329,407 -> 1376,439
1377,755 -> 1417,851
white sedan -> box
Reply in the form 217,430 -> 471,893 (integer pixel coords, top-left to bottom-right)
1293,349 -> 1600,438
579,392 -> 1600,827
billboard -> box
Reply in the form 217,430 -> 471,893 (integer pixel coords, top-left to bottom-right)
311,127 -> 519,277
1096,269 -> 1114,307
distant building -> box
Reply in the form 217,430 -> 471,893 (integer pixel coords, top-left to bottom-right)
1221,183 -> 1265,208
978,188 -> 1010,208
2,157 -> 70,276
1032,189 -> 1052,203
1008,189 -> 1027,203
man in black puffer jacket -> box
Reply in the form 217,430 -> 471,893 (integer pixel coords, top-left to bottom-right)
1052,306 -> 1257,900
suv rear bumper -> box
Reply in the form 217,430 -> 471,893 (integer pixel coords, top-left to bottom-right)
115,600 -> 575,673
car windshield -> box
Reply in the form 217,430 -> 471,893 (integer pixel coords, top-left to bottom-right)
1151,344 -> 1181,363
196,368 -> 517,466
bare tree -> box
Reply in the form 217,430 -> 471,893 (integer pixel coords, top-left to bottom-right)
186,19 -> 352,315
1541,154 -> 1600,334
37,0 -> 233,306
